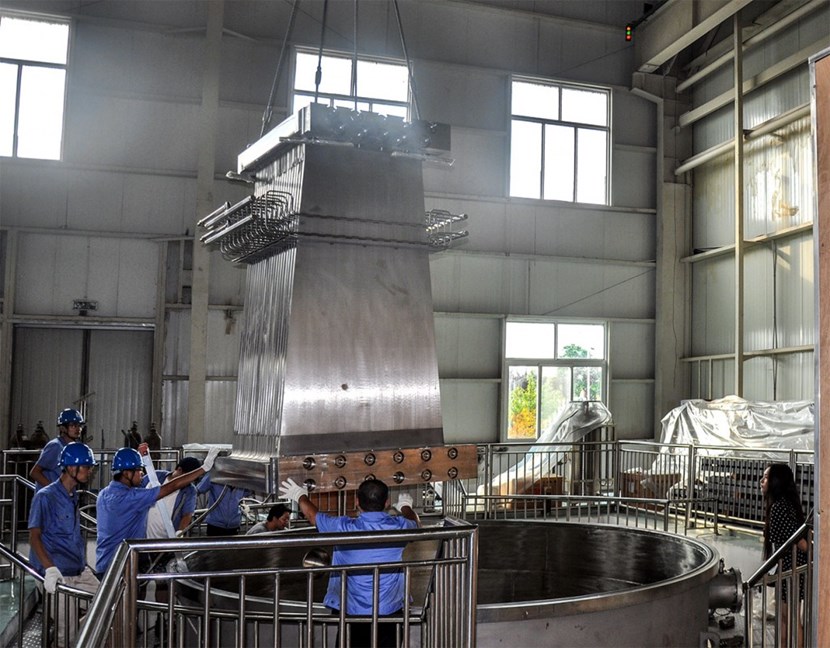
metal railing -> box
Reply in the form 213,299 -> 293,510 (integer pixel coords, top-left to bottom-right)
467,440 -> 814,531
77,519 -> 478,648
1,448 -> 181,494
743,520 -> 813,648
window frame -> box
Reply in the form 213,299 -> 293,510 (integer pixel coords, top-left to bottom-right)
0,12 -> 71,161
291,47 -> 410,118
509,76 -> 611,205
501,318 -> 609,442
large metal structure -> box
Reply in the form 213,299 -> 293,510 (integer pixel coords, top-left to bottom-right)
200,104 -> 473,493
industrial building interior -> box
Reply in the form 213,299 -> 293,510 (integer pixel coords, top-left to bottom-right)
1,0 -> 830,646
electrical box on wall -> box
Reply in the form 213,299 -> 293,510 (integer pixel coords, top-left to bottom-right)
73,300 -> 98,311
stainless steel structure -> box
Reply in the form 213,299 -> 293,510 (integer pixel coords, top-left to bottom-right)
200,105 -> 471,493
474,521 -> 720,648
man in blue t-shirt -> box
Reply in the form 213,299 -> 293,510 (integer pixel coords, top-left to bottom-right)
196,472 -> 251,536
280,477 -> 420,647
30,408 -> 84,491
95,444 -> 219,576
29,442 -> 100,646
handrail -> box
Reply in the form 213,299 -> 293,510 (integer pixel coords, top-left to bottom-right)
744,516 -> 812,588
78,520 -> 479,648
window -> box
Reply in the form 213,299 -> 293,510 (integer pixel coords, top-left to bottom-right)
509,78 -> 610,205
0,15 -> 69,160
293,50 -> 408,118
505,321 -> 606,439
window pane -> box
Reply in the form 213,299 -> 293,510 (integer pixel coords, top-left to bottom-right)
294,52 -> 351,95
505,322 -> 555,359
356,60 -> 408,102
576,128 -> 607,205
0,17 -> 69,64
17,65 -> 65,160
509,120 -> 542,198
557,324 -> 605,359
543,124 -> 574,201
511,81 -> 558,120
561,87 -> 607,126
0,63 -> 16,156
573,366 -> 603,401
508,366 -> 538,439
540,366 -> 571,434
373,102 -> 407,119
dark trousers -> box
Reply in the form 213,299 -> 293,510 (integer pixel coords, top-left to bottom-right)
333,612 -> 399,648
206,524 -> 238,536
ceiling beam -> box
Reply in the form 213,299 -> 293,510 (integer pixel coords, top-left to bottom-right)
634,0 -> 755,73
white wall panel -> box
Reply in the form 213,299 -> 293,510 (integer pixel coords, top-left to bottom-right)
208,250 -> 246,305
430,253 -> 529,314
743,70 -> 809,130
15,232 -> 157,317
775,235 -> 814,348
528,262 -> 654,319
162,380 -> 187,448
206,309 -> 242,377
0,164 -> 69,229
434,314 -> 501,379
416,61 -> 508,130
744,247 -> 774,353
65,170 -> 125,231
122,174 -> 195,235
744,118 -> 813,238
164,310 -> 190,375
205,380 -> 237,444
608,382 -> 653,439
776,352 -> 814,401
88,330 -> 153,447
609,321 -> 654,380
691,257 -> 735,356
424,197 -> 655,261
439,379 -> 500,444
612,148 -> 656,209
422,127 -> 506,197
743,356 -> 774,401
613,90 -> 656,148
693,154 -> 734,250
693,103 -> 733,154
11,328 -> 83,432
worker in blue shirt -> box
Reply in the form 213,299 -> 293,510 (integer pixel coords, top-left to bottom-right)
142,456 -> 201,537
29,442 -> 100,647
95,444 -> 219,576
280,477 -> 420,648
30,408 -> 84,491
196,471 -> 251,536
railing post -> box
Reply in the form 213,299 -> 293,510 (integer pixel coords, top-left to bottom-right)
613,441 -> 621,496
686,444 -> 696,531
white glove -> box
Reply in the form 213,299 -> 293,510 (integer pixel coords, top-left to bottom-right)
201,447 -> 221,472
279,477 -> 308,503
44,566 -> 63,594
394,493 -> 414,511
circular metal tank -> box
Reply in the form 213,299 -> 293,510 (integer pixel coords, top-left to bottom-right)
182,521 -> 720,647
474,520 -> 720,647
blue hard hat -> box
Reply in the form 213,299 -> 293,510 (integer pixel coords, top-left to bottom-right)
112,447 -> 143,472
60,442 -> 97,468
57,408 -> 85,426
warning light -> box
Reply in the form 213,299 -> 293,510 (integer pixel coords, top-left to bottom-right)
625,24 -> 633,41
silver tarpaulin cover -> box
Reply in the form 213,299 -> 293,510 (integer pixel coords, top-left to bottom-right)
659,395 -> 814,454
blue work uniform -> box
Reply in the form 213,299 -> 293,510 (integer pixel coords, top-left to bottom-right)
141,470 -> 196,530
28,479 -> 85,576
196,473 -> 248,530
316,511 -> 418,615
95,481 -> 160,575
33,437 -> 68,491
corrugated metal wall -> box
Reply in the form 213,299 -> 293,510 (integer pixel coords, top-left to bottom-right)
687,2 -> 827,401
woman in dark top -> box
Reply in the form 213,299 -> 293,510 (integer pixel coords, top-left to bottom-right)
761,463 -> 808,648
